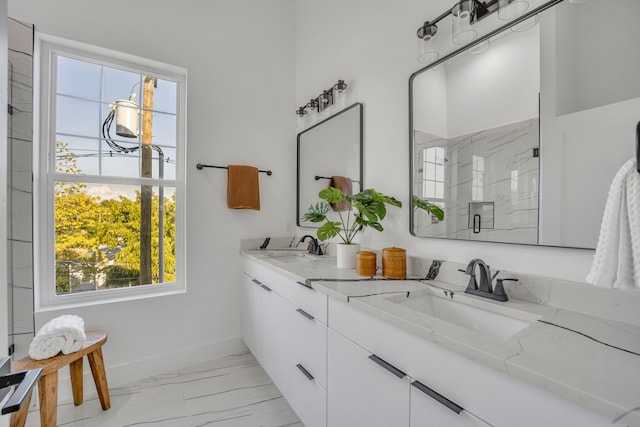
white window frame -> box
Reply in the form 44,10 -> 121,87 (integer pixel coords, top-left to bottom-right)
34,33 -> 187,311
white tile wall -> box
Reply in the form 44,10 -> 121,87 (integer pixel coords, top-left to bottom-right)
8,17 -> 34,357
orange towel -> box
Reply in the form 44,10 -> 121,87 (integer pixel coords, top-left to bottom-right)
330,176 -> 352,212
227,165 -> 260,210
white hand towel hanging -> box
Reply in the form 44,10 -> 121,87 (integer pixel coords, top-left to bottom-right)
586,158 -> 640,290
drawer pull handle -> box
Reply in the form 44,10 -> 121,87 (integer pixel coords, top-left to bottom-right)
261,284 -> 272,292
411,380 -> 463,415
251,279 -> 262,286
297,281 -> 314,290
296,308 -> 315,320
368,354 -> 406,379
296,363 -> 314,381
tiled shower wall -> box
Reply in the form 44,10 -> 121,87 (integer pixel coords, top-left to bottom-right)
7,18 -> 34,359
414,118 -> 539,244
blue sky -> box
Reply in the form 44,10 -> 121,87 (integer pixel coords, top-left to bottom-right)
55,55 -> 178,182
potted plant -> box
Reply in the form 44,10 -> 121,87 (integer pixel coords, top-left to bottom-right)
412,195 -> 445,221
302,188 -> 402,268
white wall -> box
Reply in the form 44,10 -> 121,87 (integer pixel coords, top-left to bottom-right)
538,5 -> 637,248
446,26 -> 539,137
9,0 -> 296,400
295,0 -> 594,282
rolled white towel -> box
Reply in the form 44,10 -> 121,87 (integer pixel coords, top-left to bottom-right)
28,315 -> 86,360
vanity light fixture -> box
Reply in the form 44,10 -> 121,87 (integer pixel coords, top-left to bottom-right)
295,80 -> 348,117
416,0 -> 530,61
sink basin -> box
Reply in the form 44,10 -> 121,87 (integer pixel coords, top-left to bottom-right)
269,253 -> 317,263
385,289 -> 536,341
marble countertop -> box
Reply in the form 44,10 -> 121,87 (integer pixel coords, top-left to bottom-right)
242,249 -> 640,426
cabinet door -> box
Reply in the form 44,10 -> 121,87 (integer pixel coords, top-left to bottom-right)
410,380 -> 490,427
328,329 -> 410,427
240,273 -> 263,361
261,286 -> 292,383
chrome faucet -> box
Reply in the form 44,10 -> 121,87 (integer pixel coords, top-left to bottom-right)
460,258 -> 515,302
298,235 -> 323,256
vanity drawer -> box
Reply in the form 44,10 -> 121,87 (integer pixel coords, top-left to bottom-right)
244,258 -> 328,324
285,298 -> 327,388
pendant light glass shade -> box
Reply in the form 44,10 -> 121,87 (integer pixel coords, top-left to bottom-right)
498,0 -> 529,20
417,23 -> 439,64
451,0 -> 478,45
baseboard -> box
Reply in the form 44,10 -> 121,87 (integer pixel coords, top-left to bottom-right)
50,335 -> 247,406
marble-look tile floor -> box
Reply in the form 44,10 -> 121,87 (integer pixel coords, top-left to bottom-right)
22,350 -> 302,427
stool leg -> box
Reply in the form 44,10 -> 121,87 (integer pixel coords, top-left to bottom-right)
9,391 -> 31,427
38,371 -> 58,427
87,348 -> 110,410
70,358 -> 84,406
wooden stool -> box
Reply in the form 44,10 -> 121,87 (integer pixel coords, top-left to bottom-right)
10,331 -> 111,427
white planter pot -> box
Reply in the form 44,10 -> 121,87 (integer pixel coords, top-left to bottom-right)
336,243 -> 360,269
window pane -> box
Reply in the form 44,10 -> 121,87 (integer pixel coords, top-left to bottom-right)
151,146 -> 176,180
426,163 -> 436,180
101,142 -> 140,178
103,67 -> 141,107
153,79 -> 177,114
54,182 -> 176,294
435,164 -> 444,182
150,112 -> 177,148
425,147 -> 435,162
57,96 -> 100,137
55,136 -> 99,175
57,56 -> 101,99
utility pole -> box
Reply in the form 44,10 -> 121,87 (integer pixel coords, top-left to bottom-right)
140,76 -> 154,285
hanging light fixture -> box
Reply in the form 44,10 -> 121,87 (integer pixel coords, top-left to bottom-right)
415,0 -> 533,62
295,80 -> 349,117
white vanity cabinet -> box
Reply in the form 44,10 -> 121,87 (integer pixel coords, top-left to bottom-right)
242,256 -> 615,427
328,296 -> 610,427
241,259 -> 327,427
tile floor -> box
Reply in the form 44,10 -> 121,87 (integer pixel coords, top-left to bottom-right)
22,350 -> 302,426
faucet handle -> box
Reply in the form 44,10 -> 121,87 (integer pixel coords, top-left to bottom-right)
494,278 -> 518,301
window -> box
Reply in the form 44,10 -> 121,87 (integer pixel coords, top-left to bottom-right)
421,146 -> 446,224
36,34 -> 186,308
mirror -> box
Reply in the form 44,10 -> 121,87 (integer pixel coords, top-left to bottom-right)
297,103 -> 363,227
410,0 -> 639,249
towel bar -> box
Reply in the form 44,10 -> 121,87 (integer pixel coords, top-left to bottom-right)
314,175 -> 360,184
196,163 -> 272,176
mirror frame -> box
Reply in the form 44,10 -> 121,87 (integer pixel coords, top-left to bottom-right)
409,0 -> 567,246
297,102 -> 364,227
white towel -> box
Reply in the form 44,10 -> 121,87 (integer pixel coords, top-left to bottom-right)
28,315 -> 86,360
586,158 -> 640,290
